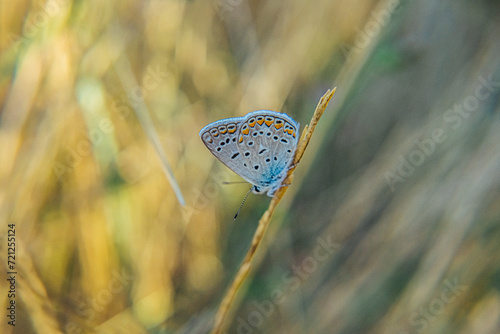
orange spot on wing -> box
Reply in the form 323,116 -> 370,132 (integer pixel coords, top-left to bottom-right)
242,128 -> 249,135
239,135 -> 243,143
228,128 -> 236,133
257,118 -> 264,125
274,123 -> 283,129
220,129 -> 227,134
248,120 -> 256,127
265,120 -> 273,126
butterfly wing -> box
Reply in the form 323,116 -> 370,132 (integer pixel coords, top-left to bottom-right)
235,110 -> 299,194
200,110 -> 299,196
199,116 -> 260,184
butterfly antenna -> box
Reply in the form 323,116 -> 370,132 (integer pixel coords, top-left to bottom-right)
234,187 -> 253,220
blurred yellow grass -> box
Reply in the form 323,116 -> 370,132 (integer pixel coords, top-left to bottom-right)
1,0 -> 500,334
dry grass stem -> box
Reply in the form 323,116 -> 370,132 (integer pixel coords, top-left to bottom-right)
211,88 -> 337,334
115,58 -> 186,206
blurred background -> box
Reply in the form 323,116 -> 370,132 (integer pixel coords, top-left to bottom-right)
1,0 -> 500,333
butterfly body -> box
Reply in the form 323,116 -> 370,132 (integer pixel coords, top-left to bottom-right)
199,110 -> 299,197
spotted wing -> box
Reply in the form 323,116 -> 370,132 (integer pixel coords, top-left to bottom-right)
199,116 -> 262,184
235,110 -> 299,190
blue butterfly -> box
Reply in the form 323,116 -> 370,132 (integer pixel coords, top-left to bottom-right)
200,110 -> 299,197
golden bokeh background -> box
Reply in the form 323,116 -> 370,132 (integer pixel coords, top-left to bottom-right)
1,0 -> 500,333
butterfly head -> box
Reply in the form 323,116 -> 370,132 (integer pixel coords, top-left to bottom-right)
251,185 -> 266,195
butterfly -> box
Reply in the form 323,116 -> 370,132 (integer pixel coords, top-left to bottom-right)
199,110 -> 299,197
